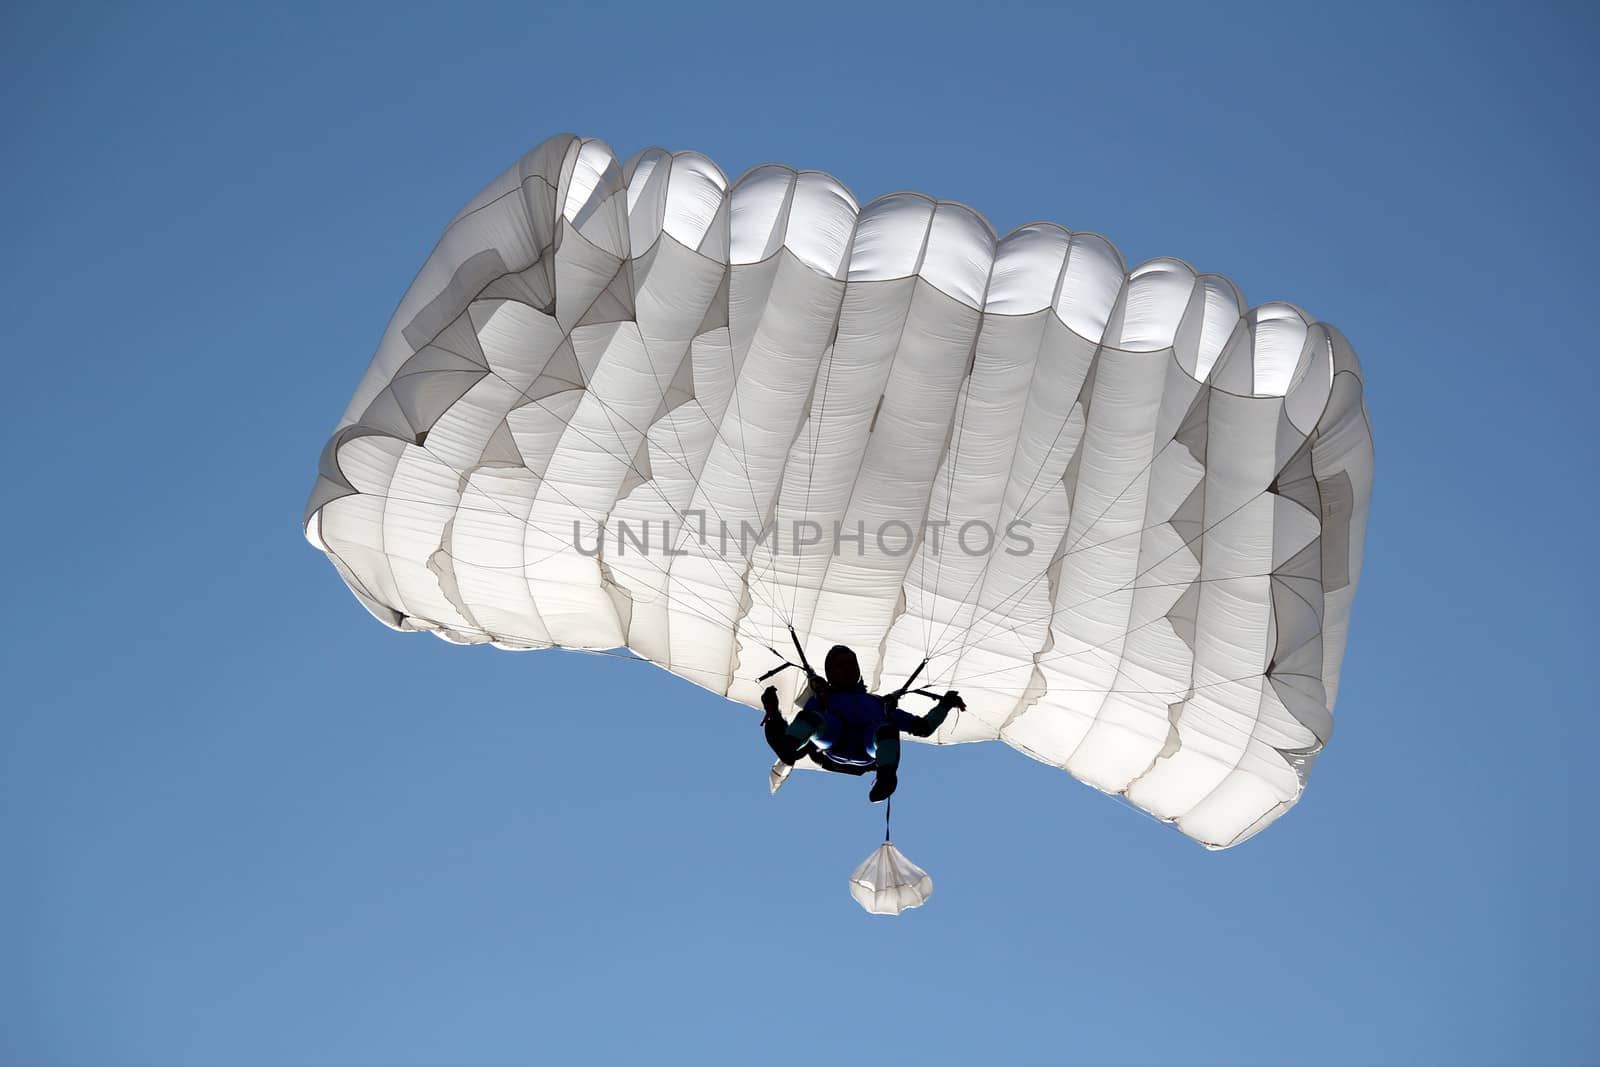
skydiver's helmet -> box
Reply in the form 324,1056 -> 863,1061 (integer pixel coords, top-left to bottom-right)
825,645 -> 862,690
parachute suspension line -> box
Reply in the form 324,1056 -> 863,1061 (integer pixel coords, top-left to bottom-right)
886,657 -> 929,702
925,436 -> 1206,666
790,331 -> 839,645
433,336 -> 826,649
467,351 -> 767,634
546,645 -> 649,663
516,421 -> 752,635
576,341 -> 794,646
395,427 -> 754,643
920,310 -> 984,663
1054,444 -> 1177,562
606,315 -> 788,649
788,623 -> 821,686
531,334 -> 812,671
782,214 -> 857,642
919,346 -> 1165,670
926,573 -> 1271,676
710,296 -> 806,655
755,659 -> 799,683
897,657 -> 1273,699
749,626 -> 816,700
532,259 -> 797,658
924,480 -> 1271,667
884,795 -> 892,843
377,461 -> 741,638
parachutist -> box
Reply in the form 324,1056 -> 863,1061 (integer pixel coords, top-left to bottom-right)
760,646 -> 961,803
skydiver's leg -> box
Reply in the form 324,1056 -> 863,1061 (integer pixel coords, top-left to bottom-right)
787,708 -> 825,747
868,725 -> 899,803
872,725 -> 900,772
767,707 -> 825,764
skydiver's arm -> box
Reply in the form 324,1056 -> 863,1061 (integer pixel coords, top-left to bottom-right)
806,674 -> 830,709
762,687 -> 792,761
891,691 -> 965,738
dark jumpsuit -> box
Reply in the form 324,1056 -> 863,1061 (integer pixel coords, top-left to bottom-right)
764,683 -> 952,776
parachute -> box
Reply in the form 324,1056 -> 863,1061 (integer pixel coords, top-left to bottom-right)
849,842 -> 933,916
305,133 -> 1373,850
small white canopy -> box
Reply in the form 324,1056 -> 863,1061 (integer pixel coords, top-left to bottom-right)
849,843 -> 933,916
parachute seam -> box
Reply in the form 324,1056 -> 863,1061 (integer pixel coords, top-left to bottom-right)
922,245 -> 1128,662
355,137 -> 1334,432
607,234 -> 771,669
797,207 -> 938,666
407,375 -> 759,643
470,224 -> 803,639
925,237 -> 1087,688
548,373 -> 781,637
924,460 -> 1273,664
1061,348 -> 1183,772
706,246 -> 853,665
1170,431 -> 1290,838
1179,452 -> 1331,832
790,205 -> 862,640
920,237 -> 999,664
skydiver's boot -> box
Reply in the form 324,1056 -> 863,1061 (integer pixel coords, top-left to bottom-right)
869,768 -> 898,803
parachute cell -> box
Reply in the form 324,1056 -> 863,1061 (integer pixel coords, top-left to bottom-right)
305,134 -> 1374,848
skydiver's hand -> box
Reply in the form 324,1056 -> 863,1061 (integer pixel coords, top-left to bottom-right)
939,690 -> 965,710
761,685 -> 781,724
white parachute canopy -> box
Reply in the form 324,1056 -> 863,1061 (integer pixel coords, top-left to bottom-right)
306,133 -> 1373,849
849,843 -> 933,916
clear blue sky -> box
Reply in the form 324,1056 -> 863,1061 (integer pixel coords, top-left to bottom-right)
3,3 -> 1595,1065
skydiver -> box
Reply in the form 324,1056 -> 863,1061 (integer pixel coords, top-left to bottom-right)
760,644 -> 964,803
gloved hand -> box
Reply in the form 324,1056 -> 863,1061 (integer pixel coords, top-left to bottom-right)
761,685 -> 781,724
938,690 -> 965,710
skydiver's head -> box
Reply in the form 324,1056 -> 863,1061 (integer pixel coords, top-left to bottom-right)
824,645 -> 861,690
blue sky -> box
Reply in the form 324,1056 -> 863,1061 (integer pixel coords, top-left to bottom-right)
3,3 -> 1596,1064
